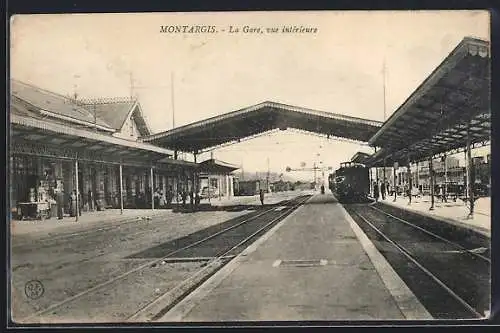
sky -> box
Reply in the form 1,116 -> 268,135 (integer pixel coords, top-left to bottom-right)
10,11 -> 490,181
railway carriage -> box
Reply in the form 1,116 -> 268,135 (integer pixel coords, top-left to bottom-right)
329,162 -> 370,203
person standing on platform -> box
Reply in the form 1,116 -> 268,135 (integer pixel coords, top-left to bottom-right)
181,190 -> 187,207
55,181 -> 64,220
166,187 -> 173,206
373,182 -> 380,203
380,182 -> 386,200
159,191 -> 166,208
259,189 -> 265,205
153,188 -> 160,208
70,191 -> 77,217
189,191 -> 194,209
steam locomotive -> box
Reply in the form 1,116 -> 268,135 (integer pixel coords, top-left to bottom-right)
328,162 -> 370,203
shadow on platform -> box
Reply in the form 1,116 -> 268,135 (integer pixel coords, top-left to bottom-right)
170,202 -> 292,213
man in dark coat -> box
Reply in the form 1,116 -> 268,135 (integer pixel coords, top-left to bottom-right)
373,182 -> 380,202
181,191 -> 187,207
380,182 -> 386,200
56,189 -> 64,219
259,189 -> 265,205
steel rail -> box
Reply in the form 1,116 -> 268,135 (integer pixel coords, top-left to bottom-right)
369,205 -> 490,263
353,210 -> 483,318
23,197 -> 303,322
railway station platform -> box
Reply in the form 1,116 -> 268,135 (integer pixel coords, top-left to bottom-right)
377,196 -> 490,237
159,193 -> 432,322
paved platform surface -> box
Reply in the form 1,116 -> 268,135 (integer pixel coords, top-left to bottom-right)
378,195 -> 490,237
160,193 -> 430,322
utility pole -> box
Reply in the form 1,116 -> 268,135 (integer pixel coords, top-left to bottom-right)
171,71 -> 175,129
382,57 -> 387,121
129,72 -> 134,101
266,157 -> 270,193
382,58 -> 387,188
313,162 -> 317,190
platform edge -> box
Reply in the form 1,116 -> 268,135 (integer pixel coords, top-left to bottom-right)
379,200 -> 490,239
338,203 -> 434,320
156,194 -> 313,322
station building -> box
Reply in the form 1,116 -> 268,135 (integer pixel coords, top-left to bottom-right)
9,79 -> 199,218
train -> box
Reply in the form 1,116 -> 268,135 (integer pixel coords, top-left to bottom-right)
235,180 -> 262,196
329,162 -> 370,203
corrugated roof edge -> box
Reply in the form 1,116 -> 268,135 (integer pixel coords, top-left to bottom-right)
368,36 -> 490,146
199,158 -> 240,170
141,101 -> 383,142
11,113 -> 175,156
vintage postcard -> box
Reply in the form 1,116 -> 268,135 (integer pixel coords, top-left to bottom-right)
9,10 -> 491,324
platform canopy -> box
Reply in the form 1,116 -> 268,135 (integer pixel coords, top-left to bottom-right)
350,152 -> 372,164
366,37 -> 490,167
10,113 -> 197,169
141,101 -> 383,153
198,158 -> 239,175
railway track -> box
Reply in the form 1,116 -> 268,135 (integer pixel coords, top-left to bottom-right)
22,195 -> 310,323
345,203 -> 490,319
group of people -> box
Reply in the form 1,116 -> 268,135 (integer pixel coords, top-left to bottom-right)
372,182 -> 387,202
152,187 -> 202,208
372,181 -> 423,202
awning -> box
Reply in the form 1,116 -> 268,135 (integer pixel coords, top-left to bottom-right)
141,101 -> 383,152
366,37 -> 490,167
198,158 -> 239,174
10,114 -> 196,169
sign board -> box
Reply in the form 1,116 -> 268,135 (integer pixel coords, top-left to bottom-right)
393,162 -> 399,169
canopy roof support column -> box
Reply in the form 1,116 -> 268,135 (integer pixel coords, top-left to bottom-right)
466,126 -> 474,218
75,157 -> 79,222
370,168 -> 373,197
407,151 -> 412,205
208,175 -> 211,204
393,163 -> 397,202
443,154 -> 448,203
416,160 -> 420,191
383,157 -> 387,184
150,166 -> 154,210
429,155 -> 435,211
